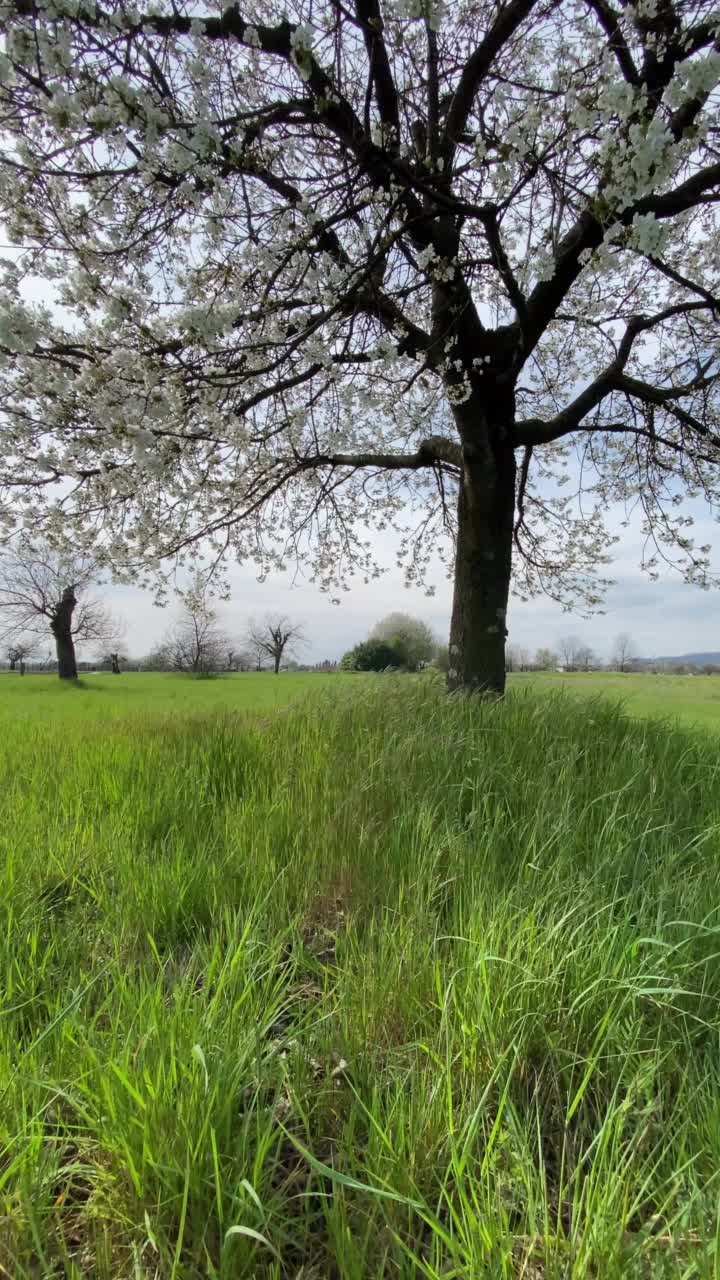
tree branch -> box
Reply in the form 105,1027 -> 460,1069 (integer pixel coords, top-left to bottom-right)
642,254 -> 720,312
584,0 -> 640,85
481,205 -> 529,327
516,302 -> 718,444
442,0 -> 543,160
304,436 -> 462,471
354,0 -> 400,137
522,161 -> 720,359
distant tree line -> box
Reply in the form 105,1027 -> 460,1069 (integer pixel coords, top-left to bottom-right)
507,633 -> 720,674
2,545 -> 717,681
142,579 -> 307,676
0,550 -> 310,680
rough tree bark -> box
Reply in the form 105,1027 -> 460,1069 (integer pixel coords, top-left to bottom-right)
50,585 -> 78,680
447,394 -> 517,697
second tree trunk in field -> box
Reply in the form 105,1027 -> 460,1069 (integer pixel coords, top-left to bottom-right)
51,585 -> 78,680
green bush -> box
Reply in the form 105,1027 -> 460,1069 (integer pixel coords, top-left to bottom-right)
340,639 -> 404,671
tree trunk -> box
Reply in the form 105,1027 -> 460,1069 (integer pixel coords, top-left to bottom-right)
447,428 -> 516,697
274,654 -> 281,674
8,656 -> 15,671
50,586 -> 78,680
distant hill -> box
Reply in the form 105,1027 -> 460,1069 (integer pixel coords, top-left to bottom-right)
637,652 -> 720,667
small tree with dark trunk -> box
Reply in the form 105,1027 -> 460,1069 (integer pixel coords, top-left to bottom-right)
233,647 -> 258,672
7,636 -> 38,673
0,547 -> 119,679
95,645 -> 129,673
245,616 -> 306,675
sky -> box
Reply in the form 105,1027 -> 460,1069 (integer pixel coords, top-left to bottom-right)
102,498 -> 720,664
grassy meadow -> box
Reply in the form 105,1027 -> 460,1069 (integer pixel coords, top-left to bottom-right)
0,670 -> 344,723
2,671 -> 720,1277
513,669 -> 720,733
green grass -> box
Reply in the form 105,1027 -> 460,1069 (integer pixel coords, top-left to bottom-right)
0,671 -> 346,723
511,670 -> 720,733
2,674 -> 720,1277
4,668 -> 719,733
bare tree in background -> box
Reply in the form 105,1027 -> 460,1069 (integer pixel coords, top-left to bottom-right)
233,645 -> 261,672
226,643 -> 255,672
245,616 -> 306,676
504,645 -> 527,675
558,636 -> 580,671
505,644 -> 521,673
154,576 -> 230,674
612,633 -> 635,673
507,644 -> 531,672
0,546 -> 119,679
6,636 -> 38,674
575,645 -> 596,672
239,635 -> 267,672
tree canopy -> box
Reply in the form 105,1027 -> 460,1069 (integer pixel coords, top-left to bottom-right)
370,612 -> 436,669
1,0 -> 719,691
